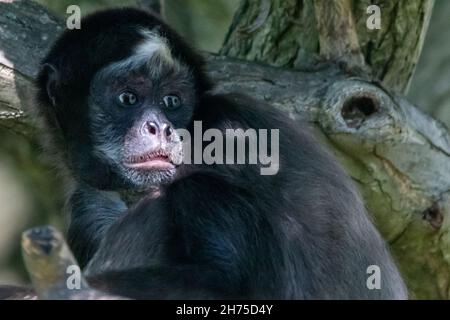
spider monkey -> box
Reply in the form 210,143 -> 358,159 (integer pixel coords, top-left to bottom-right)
5,8 -> 407,299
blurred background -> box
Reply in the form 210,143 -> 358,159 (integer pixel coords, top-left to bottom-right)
0,0 -> 449,287
36,0 -> 240,52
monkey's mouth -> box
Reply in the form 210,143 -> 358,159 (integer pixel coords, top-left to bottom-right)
124,149 -> 175,171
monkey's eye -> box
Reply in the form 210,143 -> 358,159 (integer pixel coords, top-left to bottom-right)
118,91 -> 139,107
162,95 -> 181,110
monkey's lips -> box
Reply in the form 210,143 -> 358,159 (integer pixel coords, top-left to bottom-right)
124,150 -> 175,171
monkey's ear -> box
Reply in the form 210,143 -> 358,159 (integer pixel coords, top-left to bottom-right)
41,63 -> 59,106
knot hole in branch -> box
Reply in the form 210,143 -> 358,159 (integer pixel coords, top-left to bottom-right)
341,96 -> 378,129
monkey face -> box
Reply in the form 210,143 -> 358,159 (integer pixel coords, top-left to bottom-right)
87,33 -> 198,188
36,11 -> 211,190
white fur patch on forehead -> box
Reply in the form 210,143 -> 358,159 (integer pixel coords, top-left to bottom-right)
93,29 -> 185,83
135,29 -> 175,67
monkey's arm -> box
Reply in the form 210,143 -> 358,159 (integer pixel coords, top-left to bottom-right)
85,173 -> 280,299
67,184 -> 127,268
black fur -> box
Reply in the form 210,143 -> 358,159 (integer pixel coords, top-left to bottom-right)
35,8 -> 210,265
31,8 -> 407,299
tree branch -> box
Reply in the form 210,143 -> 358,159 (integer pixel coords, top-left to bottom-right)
314,0 -> 366,71
136,0 -> 163,16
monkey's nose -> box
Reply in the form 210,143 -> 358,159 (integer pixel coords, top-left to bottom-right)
146,121 -> 158,135
163,124 -> 173,138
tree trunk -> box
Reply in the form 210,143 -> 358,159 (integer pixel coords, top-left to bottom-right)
221,0 -> 434,94
220,0 -> 450,299
1,0 -> 450,299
